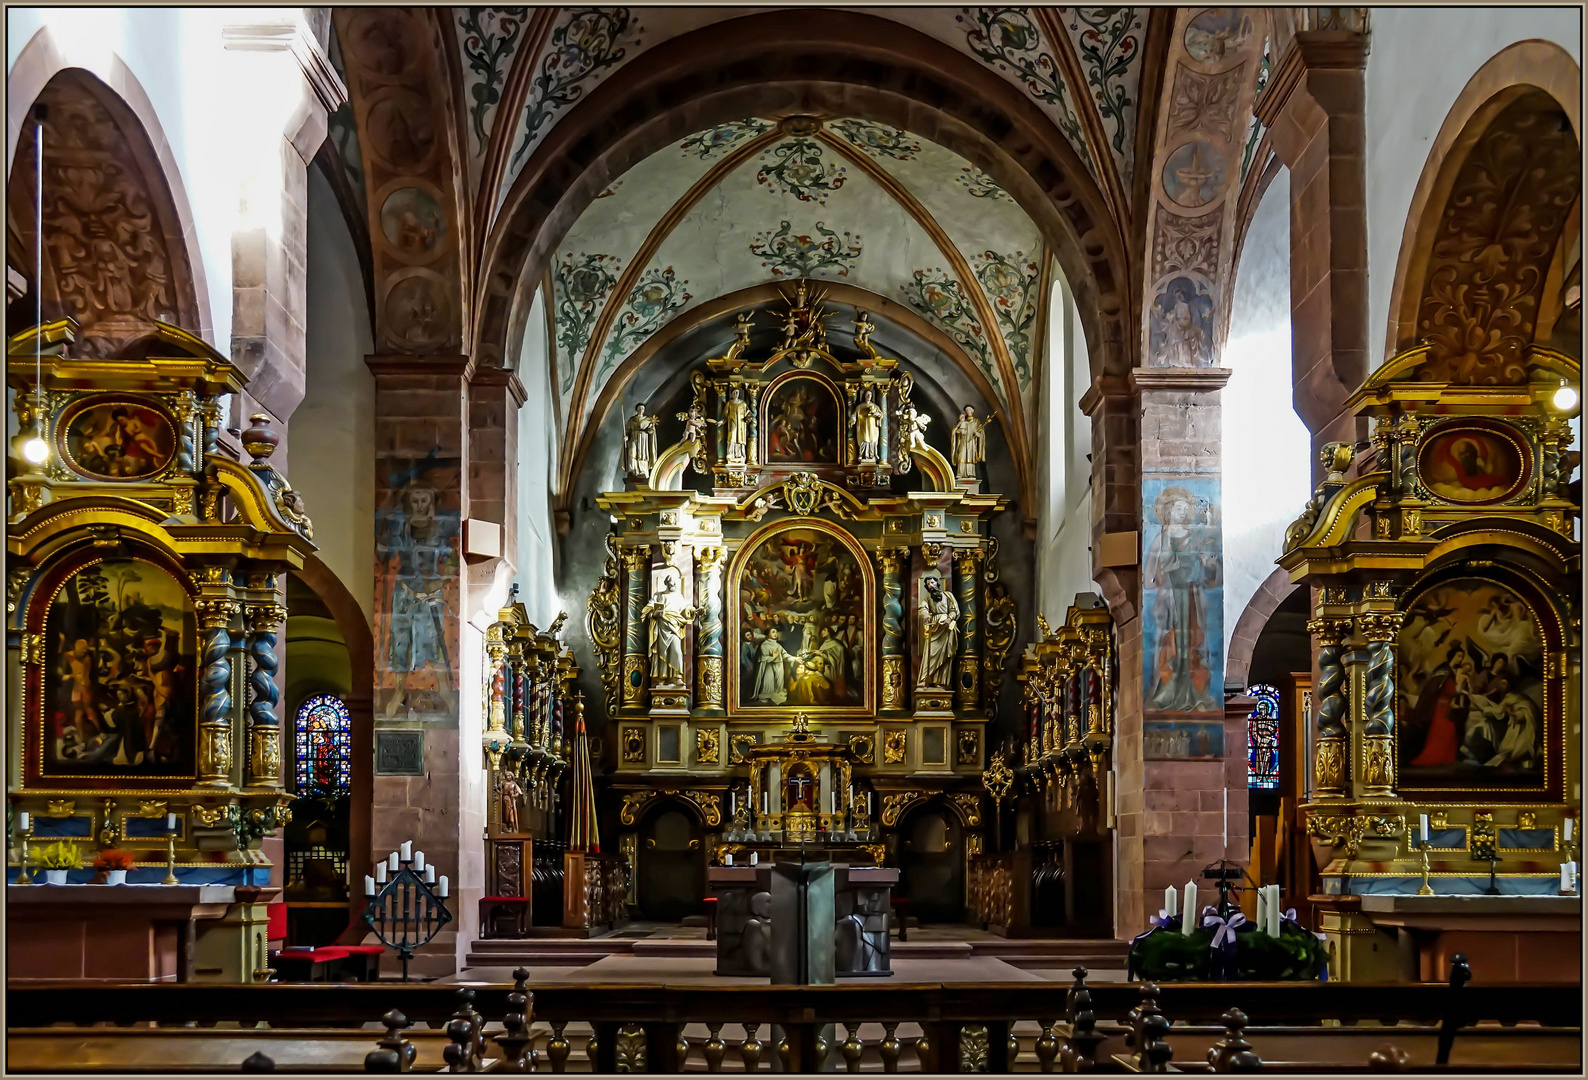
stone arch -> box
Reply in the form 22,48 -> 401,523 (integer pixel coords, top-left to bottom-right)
5,45 -> 207,351
1225,568 -> 1300,692
477,9 -> 1131,388
289,553 -> 376,938
1383,40 -> 1582,365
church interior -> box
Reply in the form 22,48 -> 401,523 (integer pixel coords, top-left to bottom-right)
3,5 -> 1583,1074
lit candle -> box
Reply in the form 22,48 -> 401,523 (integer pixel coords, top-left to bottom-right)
1164,885 -> 1177,918
438,875 -> 449,898
364,875 -> 376,897
1182,882 -> 1198,935
414,851 -> 425,872
18,812 -> 29,832
388,852 -> 399,872
375,862 -> 388,884
425,865 -> 436,884
400,841 -> 413,861
1419,814 -> 1430,846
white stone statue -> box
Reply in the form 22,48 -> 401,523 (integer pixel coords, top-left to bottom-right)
641,569 -> 697,687
853,389 -> 884,464
723,387 -> 751,464
952,406 -> 990,482
916,573 -> 960,689
623,404 -> 659,479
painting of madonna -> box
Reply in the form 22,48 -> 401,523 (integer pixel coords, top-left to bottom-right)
1398,581 -> 1545,786
1143,484 -> 1223,714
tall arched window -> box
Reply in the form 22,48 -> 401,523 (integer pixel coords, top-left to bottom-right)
1246,683 -> 1281,789
295,694 -> 351,797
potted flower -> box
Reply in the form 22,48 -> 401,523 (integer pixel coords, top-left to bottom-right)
93,849 -> 136,886
37,841 -> 83,885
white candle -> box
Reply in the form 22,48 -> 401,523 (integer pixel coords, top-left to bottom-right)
1419,814 -> 1430,846
1257,886 -> 1269,935
18,812 -> 29,832
1565,818 -> 1574,844
724,853 -> 733,866
167,813 -> 178,831
1269,887 -> 1282,937
400,841 -> 413,861
425,865 -> 436,884
364,875 -> 376,897
388,852 -> 399,872
1164,885 -> 1178,918
414,851 -> 425,872
1561,863 -> 1572,893
1182,882 -> 1198,935
750,852 -> 758,866
375,862 -> 388,884
762,791 -> 769,814
1222,788 -> 1228,850
438,875 -> 449,898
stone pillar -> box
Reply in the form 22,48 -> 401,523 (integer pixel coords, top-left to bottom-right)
368,357 -> 469,979
876,547 -> 909,714
954,549 -> 982,713
243,579 -> 286,790
1116,367 -> 1233,938
621,547 -> 651,712
1253,28 -> 1371,478
695,547 -> 726,712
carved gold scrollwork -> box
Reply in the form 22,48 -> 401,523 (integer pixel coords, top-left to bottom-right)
695,727 -> 721,765
682,790 -> 722,827
880,791 -> 924,827
620,791 -> 659,826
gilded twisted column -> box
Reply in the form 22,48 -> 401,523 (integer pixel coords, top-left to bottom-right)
197,598 -> 241,788
695,547 -> 726,710
487,639 -> 509,738
954,549 -> 983,712
877,548 -> 908,712
621,548 -> 651,711
1359,608 -> 1404,798
1309,616 -> 1351,798
244,593 -> 286,789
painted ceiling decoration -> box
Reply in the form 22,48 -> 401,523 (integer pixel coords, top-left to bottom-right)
540,114 -> 1049,506
487,7 -> 1148,224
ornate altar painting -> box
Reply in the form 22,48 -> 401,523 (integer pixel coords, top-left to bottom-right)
59,397 -> 176,480
1398,579 -> 1546,788
1417,424 -> 1529,504
732,524 -> 870,714
763,375 -> 841,464
41,559 -> 196,777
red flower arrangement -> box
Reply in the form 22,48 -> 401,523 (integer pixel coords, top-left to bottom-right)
92,849 -> 136,872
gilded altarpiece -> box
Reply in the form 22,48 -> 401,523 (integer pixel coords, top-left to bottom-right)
6,319 -> 315,981
1279,345 -> 1580,918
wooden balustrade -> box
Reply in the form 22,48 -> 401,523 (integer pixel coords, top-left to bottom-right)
7,976 -> 1580,1073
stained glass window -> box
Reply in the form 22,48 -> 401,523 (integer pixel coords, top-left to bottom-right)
1246,683 -> 1281,789
295,694 -> 351,796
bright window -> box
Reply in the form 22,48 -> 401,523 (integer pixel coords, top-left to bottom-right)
1246,683 -> 1280,790
295,693 -> 351,797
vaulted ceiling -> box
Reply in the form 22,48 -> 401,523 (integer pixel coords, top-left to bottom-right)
321,7 -> 1165,501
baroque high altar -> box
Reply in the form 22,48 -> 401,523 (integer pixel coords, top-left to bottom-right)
575,285 -> 1038,869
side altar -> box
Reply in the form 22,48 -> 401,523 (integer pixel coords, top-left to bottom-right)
578,285 -> 1040,919
6,319 -> 314,981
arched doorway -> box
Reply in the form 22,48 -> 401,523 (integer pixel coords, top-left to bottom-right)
897,801 -> 965,924
636,802 -> 706,922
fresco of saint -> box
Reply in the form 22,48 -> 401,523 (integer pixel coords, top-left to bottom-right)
1142,485 -> 1223,713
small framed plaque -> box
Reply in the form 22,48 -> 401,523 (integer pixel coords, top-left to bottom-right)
375,731 -> 425,775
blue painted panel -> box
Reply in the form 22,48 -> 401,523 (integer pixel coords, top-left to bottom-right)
1498,828 -> 1556,850
32,817 -> 92,838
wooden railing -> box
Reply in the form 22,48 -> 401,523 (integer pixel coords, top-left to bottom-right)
7,975 -> 1581,1073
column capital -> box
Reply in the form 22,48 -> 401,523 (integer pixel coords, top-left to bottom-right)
1128,367 -> 1233,395
1254,31 -> 1370,131
365,354 -> 476,381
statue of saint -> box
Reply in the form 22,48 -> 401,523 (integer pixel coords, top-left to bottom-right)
723,387 -> 751,464
952,406 -> 990,482
916,573 -> 961,689
623,404 -> 659,479
499,771 -> 523,834
641,569 -> 697,687
853,390 -> 884,463
676,402 -> 716,472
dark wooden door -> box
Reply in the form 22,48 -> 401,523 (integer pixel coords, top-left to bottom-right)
898,807 -> 964,923
637,807 -> 704,921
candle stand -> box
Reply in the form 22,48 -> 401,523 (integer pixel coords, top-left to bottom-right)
364,852 -> 453,982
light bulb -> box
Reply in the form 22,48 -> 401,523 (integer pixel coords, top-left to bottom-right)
1552,382 -> 1579,413
21,437 -> 48,464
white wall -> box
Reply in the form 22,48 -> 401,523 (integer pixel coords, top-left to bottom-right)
8,8 -> 319,353
296,164 -> 374,619
1222,170 -> 1309,659
515,287 -> 561,627
1365,8 -> 1582,367
1037,270 -> 1098,622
